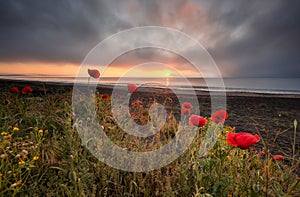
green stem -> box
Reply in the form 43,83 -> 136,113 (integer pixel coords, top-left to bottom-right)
292,119 -> 297,162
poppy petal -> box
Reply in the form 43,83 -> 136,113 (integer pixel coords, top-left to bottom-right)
226,132 -> 238,146
127,84 -> 138,94
88,69 -> 100,78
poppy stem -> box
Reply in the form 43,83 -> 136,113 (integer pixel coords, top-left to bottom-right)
265,150 -> 270,197
292,119 -> 297,162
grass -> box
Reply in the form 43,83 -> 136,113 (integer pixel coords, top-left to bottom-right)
0,89 -> 299,196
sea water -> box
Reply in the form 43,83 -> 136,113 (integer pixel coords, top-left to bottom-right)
1,75 -> 300,95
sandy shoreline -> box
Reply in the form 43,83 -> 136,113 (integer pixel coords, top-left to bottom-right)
2,78 -> 300,98
1,78 -> 300,155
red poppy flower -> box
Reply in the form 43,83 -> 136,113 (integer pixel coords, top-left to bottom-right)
273,155 -> 284,161
189,115 -> 207,127
212,110 -> 228,123
10,87 -> 19,93
182,102 -> 193,109
260,151 -> 266,156
130,113 -> 135,119
295,165 -> 299,169
149,97 -> 153,101
21,86 -> 33,95
226,132 -> 260,149
127,84 -> 138,94
137,100 -> 143,105
131,103 -> 136,107
284,165 -> 289,169
102,94 -> 109,100
181,108 -> 190,115
88,69 -> 100,78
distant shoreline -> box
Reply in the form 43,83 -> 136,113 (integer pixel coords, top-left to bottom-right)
1,78 -> 300,99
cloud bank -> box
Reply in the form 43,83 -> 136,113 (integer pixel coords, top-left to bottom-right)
0,0 -> 299,77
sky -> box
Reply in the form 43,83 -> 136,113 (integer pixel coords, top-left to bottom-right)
0,0 -> 299,78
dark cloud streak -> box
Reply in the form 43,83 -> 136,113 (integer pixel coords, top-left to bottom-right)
203,0 -> 300,77
0,0 -> 113,63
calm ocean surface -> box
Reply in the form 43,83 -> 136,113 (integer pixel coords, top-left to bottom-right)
1,75 -> 300,95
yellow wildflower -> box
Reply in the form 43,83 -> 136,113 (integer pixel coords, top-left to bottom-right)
13,127 -> 19,131
33,156 -> 39,161
1,131 -> 8,135
18,160 -> 25,165
38,129 -> 43,134
217,134 -> 223,139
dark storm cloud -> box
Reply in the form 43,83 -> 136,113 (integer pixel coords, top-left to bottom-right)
0,0 -> 299,77
0,0 -> 117,63
0,0 -> 207,64
124,0 -> 300,77
200,0 -> 300,77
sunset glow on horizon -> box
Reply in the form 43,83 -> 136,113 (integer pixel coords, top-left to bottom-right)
0,61 -> 201,78
0,62 -> 79,76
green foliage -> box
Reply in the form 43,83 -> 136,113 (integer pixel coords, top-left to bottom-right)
0,90 -> 299,196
